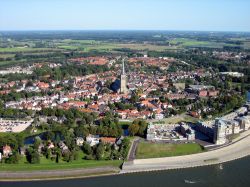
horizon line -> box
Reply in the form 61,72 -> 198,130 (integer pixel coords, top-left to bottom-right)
0,29 -> 250,33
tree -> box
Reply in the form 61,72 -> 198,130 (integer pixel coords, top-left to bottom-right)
45,148 -> 52,159
130,92 -> 139,104
128,123 -> 139,136
44,131 -> 55,141
55,147 -> 62,163
63,151 -> 71,162
96,143 -> 105,160
83,143 -> 93,155
33,138 -> 41,150
72,150 -> 79,160
26,147 -> 40,164
5,151 -> 20,164
131,119 -> 148,137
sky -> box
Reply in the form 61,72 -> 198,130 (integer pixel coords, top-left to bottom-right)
0,0 -> 250,32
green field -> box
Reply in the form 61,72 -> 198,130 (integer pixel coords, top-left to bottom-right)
136,142 -> 204,159
56,40 -> 177,52
0,151 -> 122,171
153,114 -> 199,124
0,47 -> 61,53
169,38 -> 246,49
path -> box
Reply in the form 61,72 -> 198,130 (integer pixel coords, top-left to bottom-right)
127,137 -> 140,161
0,166 -> 119,181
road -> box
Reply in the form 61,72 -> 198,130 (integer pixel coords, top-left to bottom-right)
127,137 -> 140,161
121,130 -> 250,173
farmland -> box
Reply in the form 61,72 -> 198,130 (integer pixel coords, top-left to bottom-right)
1,31 -> 249,67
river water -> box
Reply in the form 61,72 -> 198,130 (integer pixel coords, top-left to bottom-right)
1,156 -> 250,187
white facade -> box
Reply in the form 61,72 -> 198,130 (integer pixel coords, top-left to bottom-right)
86,135 -> 100,146
213,119 -> 227,145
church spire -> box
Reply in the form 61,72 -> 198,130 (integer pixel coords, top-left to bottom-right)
120,58 -> 128,94
122,59 -> 125,75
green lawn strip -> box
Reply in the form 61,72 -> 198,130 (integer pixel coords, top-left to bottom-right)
136,142 -> 204,159
0,156 -> 122,171
160,114 -> 199,124
0,151 -> 122,171
118,121 -> 132,126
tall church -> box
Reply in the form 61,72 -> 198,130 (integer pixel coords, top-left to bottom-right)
120,59 -> 128,94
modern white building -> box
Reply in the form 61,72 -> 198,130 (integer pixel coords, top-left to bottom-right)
180,124 -> 195,141
213,119 -> 227,145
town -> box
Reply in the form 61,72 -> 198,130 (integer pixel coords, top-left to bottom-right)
0,31 -> 249,173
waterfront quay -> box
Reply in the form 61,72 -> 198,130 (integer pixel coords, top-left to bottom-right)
121,130 -> 250,173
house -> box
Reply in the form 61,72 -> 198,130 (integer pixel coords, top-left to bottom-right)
88,104 -> 99,112
100,137 -> 116,145
86,134 -> 100,146
37,82 -> 49,90
199,90 -> 207,97
2,145 -> 12,157
190,111 -> 201,119
208,90 -> 219,97
155,113 -> 164,120
38,143 -> 45,154
116,136 -> 124,145
76,137 -> 84,146
47,142 -> 55,149
58,141 -> 69,154
19,147 -> 26,156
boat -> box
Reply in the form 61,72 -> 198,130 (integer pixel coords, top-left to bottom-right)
184,180 -> 196,184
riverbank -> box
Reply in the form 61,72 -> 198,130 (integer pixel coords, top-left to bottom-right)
0,166 -> 120,181
121,130 -> 250,173
1,130 -> 250,181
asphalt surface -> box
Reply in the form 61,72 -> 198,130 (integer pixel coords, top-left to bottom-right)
127,137 -> 140,161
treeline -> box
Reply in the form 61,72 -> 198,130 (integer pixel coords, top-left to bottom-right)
192,94 -> 246,118
0,91 -> 45,102
33,64 -> 109,80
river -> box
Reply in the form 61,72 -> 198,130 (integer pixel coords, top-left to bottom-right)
1,156 -> 250,187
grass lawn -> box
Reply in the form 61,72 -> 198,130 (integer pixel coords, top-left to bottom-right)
136,142 -> 204,159
157,114 -> 199,124
118,121 -> 132,126
0,151 -> 122,171
168,38 -> 239,49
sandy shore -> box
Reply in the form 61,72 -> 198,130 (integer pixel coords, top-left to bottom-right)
121,130 -> 250,173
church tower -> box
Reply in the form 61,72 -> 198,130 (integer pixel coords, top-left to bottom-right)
120,59 -> 128,94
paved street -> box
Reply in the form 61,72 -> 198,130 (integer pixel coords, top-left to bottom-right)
127,137 -> 140,161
